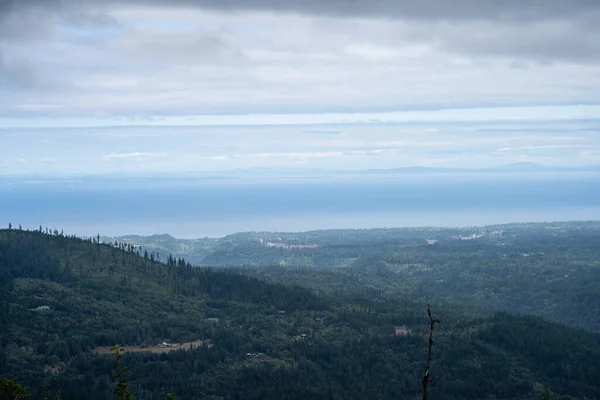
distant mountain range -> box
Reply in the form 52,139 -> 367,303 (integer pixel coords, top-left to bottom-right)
2,162 -> 600,184
358,162 -> 600,174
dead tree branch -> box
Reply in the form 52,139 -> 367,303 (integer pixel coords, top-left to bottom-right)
422,304 -> 440,400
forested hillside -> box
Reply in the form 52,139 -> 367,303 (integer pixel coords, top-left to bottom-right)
119,222 -> 600,331
2,228 -> 600,399
99,234 -> 218,266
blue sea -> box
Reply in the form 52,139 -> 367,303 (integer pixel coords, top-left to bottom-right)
1,174 -> 600,238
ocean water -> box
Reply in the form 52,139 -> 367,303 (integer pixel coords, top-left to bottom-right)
1,175 -> 600,238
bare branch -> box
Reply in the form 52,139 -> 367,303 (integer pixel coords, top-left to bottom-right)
422,304 -> 440,400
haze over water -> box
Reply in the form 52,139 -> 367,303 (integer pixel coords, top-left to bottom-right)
2,174 -> 599,238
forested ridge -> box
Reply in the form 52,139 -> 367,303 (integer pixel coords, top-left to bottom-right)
116,222 -> 600,331
2,227 -> 600,399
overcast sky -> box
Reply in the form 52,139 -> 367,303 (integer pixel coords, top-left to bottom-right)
1,0 -> 600,175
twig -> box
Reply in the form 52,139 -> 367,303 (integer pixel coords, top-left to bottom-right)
422,304 -> 440,400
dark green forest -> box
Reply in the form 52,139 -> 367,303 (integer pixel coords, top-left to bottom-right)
113,222 -> 600,331
2,226 -> 600,399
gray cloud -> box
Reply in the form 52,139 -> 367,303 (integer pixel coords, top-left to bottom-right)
0,50 -> 43,90
2,0 -> 599,65
0,0 -> 118,42
114,28 -> 246,67
0,0 -> 599,118
0,46 -> 76,94
2,2 -> 599,176
3,0 -> 598,21
157,0 -> 599,26
417,18 -> 600,64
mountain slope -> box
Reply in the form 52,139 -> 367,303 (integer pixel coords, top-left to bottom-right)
100,234 -> 218,265
157,222 -> 600,331
2,229 -> 600,399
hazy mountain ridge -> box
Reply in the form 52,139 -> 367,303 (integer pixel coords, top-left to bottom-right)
100,233 -> 218,265
3,162 -> 600,184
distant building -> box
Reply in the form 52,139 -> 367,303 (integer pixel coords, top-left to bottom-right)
264,241 -> 321,249
207,317 -> 220,324
157,341 -> 180,348
395,325 -> 410,336
247,352 -> 269,361
32,305 -> 51,311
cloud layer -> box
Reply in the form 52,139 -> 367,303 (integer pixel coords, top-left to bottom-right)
3,0 -> 597,21
1,1 -> 600,175
2,118 -> 599,175
1,0 -> 600,119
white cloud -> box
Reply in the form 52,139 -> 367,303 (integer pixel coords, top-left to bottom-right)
2,105 -> 599,129
496,144 -> 588,152
0,118 -> 598,176
102,152 -> 168,160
